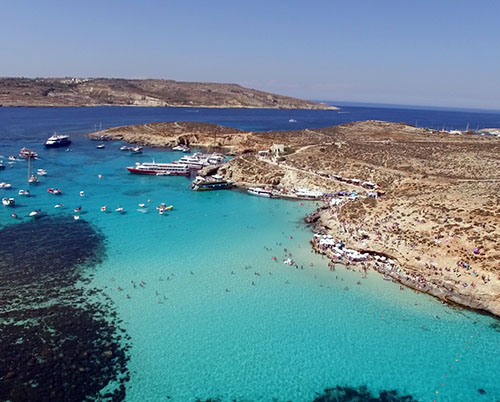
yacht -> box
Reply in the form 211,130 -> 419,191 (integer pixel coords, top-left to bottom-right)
247,187 -> 275,198
191,175 -> 233,191
45,134 -> 71,148
127,161 -> 190,176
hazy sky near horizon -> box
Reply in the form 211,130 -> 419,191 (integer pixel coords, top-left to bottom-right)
1,0 -> 500,109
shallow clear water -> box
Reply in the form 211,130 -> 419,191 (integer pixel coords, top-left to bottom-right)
1,107 -> 499,401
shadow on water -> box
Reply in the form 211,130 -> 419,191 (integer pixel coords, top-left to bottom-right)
194,385 -> 418,402
0,216 -> 129,402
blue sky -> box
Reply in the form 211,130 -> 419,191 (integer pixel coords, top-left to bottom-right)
1,0 -> 500,109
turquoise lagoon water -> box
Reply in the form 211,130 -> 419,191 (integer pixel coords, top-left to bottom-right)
1,107 -> 500,401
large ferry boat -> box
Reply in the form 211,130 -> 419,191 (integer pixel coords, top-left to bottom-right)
191,175 -> 233,191
127,161 -> 190,176
176,153 -> 225,170
44,134 -> 71,148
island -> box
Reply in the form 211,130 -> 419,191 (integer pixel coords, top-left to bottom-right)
0,77 -> 337,109
89,120 -> 500,317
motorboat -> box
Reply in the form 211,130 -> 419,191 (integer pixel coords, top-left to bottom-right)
191,175 -> 233,191
37,168 -> 47,176
73,215 -> 80,221
2,197 -> 15,206
127,161 -> 190,176
45,134 -> 71,148
18,189 -> 30,196
115,207 -> 124,213
100,206 -> 107,212
247,187 -> 275,198
29,209 -> 41,217
0,161 -> 5,170
8,156 -> 17,161
0,182 -> 12,189
120,145 -> 131,151
172,145 -> 191,153
19,147 -> 38,159
74,206 -> 82,212
28,175 -> 39,184
130,146 -> 143,154
96,144 -> 105,149
54,203 -> 63,208
47,188 -> 62,195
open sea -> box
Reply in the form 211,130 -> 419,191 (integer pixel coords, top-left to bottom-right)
1,105 -> 499,402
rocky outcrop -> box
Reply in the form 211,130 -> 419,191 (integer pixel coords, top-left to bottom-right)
0,77 -> 338,109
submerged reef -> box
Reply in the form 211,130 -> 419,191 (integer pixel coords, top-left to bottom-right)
0,216 -> 129,401
313,385 -> 418,401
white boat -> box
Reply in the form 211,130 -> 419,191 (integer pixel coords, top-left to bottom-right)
130,146 -> 143,154
8,156 -> 17,161
289,118 -> 297,123
37,168 -> 47,176
247,187 -> 275,198
100,206 -> 107,212
29,209 -> 41,217
2,197 -> 15,206
19,147 -> 38,159
127,161 -> 190,176
74,215 -> 80,220
54,203 -> 63,208
120,145 -> 131,151
115,207 -> 124,212
45,134 -> 71,148
18,189 -> 30,196
172,145 -> 191,153
176,152 -> 225,169
28,174 -> 38,184
0,182 -> 12,189
96,144 -> 105,149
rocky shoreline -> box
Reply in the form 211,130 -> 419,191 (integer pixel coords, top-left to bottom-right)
89,120 -> 500,317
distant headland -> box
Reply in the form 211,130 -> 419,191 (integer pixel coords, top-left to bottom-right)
0,77 -> 338,110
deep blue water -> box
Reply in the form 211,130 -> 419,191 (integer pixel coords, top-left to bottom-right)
1,104 -> 500,141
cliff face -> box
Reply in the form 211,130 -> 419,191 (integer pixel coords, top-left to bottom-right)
0,77 -> 337,110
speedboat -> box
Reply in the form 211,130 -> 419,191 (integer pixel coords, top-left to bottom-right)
115,207 -> 124,213
0,161 -> 5,170
29,209 -> 41,217
96,144 -> 105,149
138,203 -> 146,208
8,156 -> 17,161
247,187 -> 275,198
130,146 -> 143,154
172,145 -> 191,153
2,197 -> 15,206
28,174 -> 38,184
37,168 -> 47,176
74,206 -> 82,212
120,145 -> 130,151
80,191 -> 84,196
47,188 -> 62,195
18,189 -> 30,196
0,182 -> 12,189
100,206 -> 107,212
73,215 -> 80,220
45,134 -> 71,148
54,203 -> 63,208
